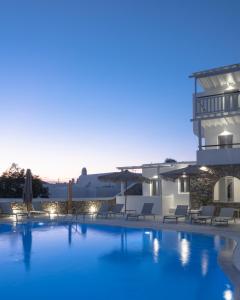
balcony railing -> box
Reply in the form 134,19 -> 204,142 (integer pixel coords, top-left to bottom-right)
195,91 -> 240,117
200,143 -> 240,150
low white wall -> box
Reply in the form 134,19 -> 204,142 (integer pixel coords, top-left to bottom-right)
116,196 -> 161,214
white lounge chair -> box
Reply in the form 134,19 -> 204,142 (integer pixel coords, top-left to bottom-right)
107,204 -> 124,218
163,205 -> 188,223
96,203 -> 110,218
213,207 -> 236,225
126,203 -> 155,220
191,205 -> 215,224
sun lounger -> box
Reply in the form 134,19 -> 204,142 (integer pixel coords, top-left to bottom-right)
191,205 -> 215,224
212,207 -> 236,225
126,203 -> 155,220
0,202 -> 28,221
108,204 -> 124,217
30,202 -> 51,218
96,203 -> 110,218
163,205 -> 188,223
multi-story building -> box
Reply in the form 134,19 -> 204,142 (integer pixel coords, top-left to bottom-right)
116,63 -> 240,214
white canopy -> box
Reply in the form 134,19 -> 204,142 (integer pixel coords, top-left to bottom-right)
190,63 -> 240,91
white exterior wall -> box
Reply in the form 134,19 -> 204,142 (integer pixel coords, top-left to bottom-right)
134,163 -> 191,215
234,178 -> 240,202
142,167 -> 159,196
161,179 -> 189,215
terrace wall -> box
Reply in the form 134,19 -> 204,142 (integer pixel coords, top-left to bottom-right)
0,198 -> 116,214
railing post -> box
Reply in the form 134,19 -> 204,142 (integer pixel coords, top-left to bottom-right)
198,119 -> 202,150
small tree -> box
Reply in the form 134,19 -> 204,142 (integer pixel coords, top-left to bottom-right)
0,163 -> 49,198
164,158 -> 177,163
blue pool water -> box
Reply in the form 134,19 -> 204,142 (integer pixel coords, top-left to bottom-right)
0,222 -> 236,300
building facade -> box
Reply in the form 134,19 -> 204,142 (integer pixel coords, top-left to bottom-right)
116,63 -> 240,214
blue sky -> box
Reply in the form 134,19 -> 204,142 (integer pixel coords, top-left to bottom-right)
0,0 -> 240,181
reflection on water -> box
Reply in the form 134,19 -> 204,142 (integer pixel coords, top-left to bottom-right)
214,235 -> 221,250
21,225 -> 32,271
0,222 -> 236,300
201,250 -> 209,277
223,287 -> 233,300
179,238 -> 190,266
68,224 -> 72,245
153,238 -> 160,263
178,233 -> 190,266
67,223 -> 88,246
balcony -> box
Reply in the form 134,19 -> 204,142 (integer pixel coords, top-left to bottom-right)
194,91 -> 240,119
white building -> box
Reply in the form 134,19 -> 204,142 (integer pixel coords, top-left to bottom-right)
116,63 -> 240,214
45,168 -> 122,199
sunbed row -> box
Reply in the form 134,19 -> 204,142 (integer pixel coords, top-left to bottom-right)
75,202 -> 156,220
163,205 -> 237,225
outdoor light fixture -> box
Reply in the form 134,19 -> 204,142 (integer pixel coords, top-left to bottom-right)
47,207 -> 57,219
200,166 -> 208,172
219,130 -> 232,136
225,81 -> 235,91
49,208 -> 56,214
89,205 -> 97,214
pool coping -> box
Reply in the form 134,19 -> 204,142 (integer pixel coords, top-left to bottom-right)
1,216 -> 240,299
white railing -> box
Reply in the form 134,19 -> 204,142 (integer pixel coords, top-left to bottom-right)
195,91 -> 240,117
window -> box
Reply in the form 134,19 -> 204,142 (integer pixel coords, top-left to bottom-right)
179,177 -> 190,193
218,134 -> 233,149
151,180 -> 158,196
227,181 -> 233,201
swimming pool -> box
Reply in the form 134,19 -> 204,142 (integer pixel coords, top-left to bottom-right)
0,222 -> 236,300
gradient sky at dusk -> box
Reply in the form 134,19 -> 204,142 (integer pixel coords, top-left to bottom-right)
1,0 -> 240,181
